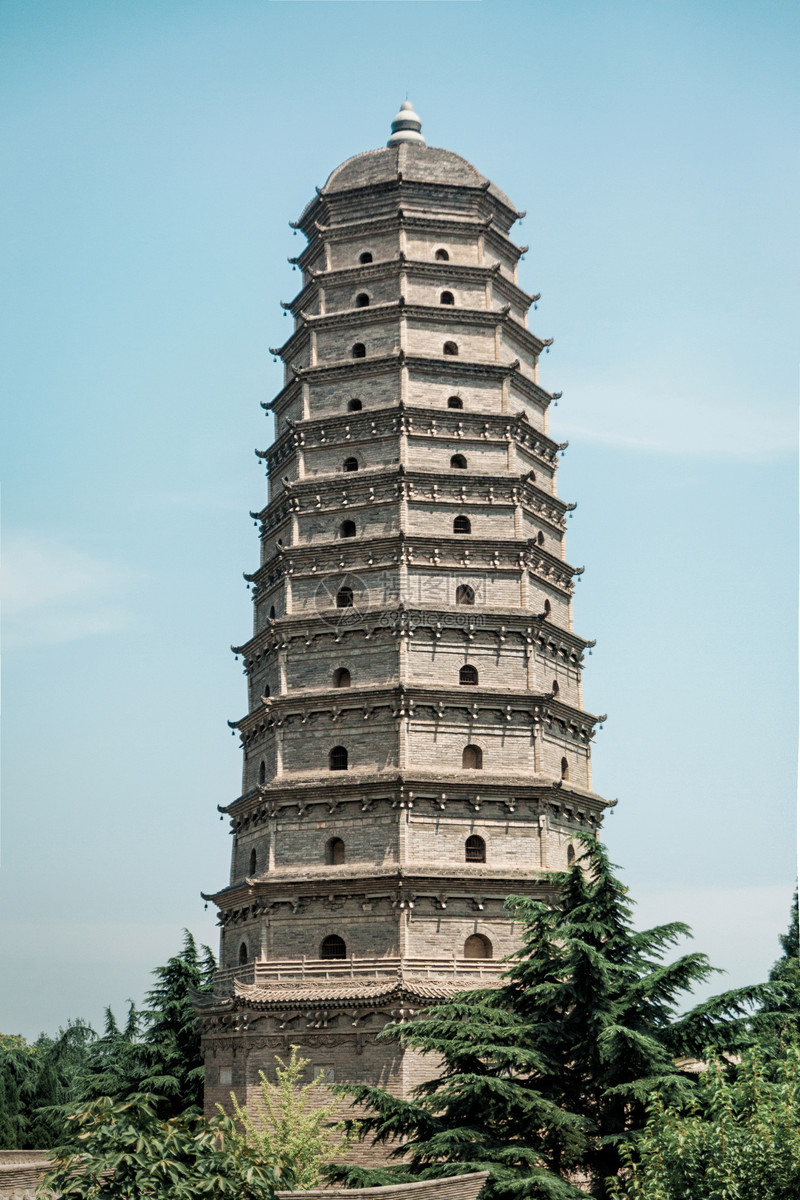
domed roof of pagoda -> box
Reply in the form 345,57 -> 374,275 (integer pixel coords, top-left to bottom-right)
323,143 -> 512,209
320,102 -> 517,215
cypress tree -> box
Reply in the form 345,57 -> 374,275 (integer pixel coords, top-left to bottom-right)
335,837 -> 767,1200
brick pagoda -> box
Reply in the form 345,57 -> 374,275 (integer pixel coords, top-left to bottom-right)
197,102 -> 609,1128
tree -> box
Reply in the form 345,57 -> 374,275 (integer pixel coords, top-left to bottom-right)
0,1024 -> 93,1149
76,930 -> 216,1119
758,888 -> 800,1053
224,1046 -> 351,1190
334,837 -> 767,1200
44,1094 -> 281,1200
135,930 -> 216,1117
0,931 -> 217,1149
78,1003 -> 142,1106
611,1046 -> 800,1200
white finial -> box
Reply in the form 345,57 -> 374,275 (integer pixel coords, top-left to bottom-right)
387,100 -> 425,147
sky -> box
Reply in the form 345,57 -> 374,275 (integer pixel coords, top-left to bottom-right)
1,0 -> 798,1040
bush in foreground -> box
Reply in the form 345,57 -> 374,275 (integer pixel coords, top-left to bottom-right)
43,1094 -> 280,1200
611,1046 -> 800,1200
224,1046 -> 352,1189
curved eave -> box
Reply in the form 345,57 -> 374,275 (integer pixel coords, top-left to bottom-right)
296,173 -> 520,239
253,467 -> 567,524
219,772 -> 609,819
265,355 -> 555,413
283,260 -> 538,318
232,608 -> 593,663
270,301 -> 546,363
251,526 -> 577,579
229,681 -> 602,740
263,405 -> 561,461
292,212 -> 528,273
205,865 -> 562,911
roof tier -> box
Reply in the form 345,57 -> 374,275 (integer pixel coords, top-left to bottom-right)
323,142 -> 516,215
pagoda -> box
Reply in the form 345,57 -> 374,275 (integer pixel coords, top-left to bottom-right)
197,103 -> 609,1135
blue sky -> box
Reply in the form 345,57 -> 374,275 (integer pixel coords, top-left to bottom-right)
1,0 -> 798,1039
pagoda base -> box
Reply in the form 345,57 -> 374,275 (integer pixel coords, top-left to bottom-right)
196,956 -> 503,1164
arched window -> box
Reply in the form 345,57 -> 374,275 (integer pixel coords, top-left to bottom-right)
443,341 -> 459,356
552,679 -> 559,696
258,760 -> 266,785
355,293 -> 370,308
336,586 -> 353,608
561,757 -> 569,780
320,935 -> 347,960
447,395 -> 463,409
435,248 -> 450,261
453,515 -> 471,534
537,531 -> 545,546
340,519 -> 356,538
262,683 -> 271,700
238,942 -> 248,966
462,744 -> 483,770
333,667 -> 351,688
464,934 -> 493,959
543,599 -> 551,617
450,453 -> 467,469
567,844 -> 576,866
359,251 -> 373,264
465,834 -> 486,862
269,605 -> 276,619
325,837 -> 345,865
347,398 -> 362,412
440,290 -> 455,305
343,457 -> 359,472
456,584 -> 475,606
329,746 -> 348,771
249,848 -> 257,875
352,343 -> 366,359
459,664 -> 478,686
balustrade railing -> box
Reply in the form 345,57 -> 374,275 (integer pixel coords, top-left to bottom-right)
212,955 -> 503,996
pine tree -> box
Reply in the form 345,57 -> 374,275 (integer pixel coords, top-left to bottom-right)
135,930 -> 216,1117
72,931 -> 215,1119
79,1004 -> 142,1104
334,837 -> 767,1200
0,1034 -> 32,1147
759,888 -> 800,1051
0,1025 -> 93,1149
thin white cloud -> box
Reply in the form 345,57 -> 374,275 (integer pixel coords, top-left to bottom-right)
555,382 -> 796,459
632,881 -> 793,999
1,532 -> 137,649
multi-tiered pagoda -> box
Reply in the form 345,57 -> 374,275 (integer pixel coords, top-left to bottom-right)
197,102 -> 609,1132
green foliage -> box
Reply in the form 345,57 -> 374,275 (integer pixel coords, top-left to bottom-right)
0,931 -> 215,1147
43,1093 -> 280,1200
758,888 -> 800,1052
78,1004 -> 142,1107
132,930 -> 216,1117
334,837 -> 767,1200
610,1046 -> 800,1200
78,930 -> 215,1119
224,1045 -> 351,1189
0,1023 -> 93,1148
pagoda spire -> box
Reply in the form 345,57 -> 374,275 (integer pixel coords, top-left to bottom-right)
387,99 -> 425,146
